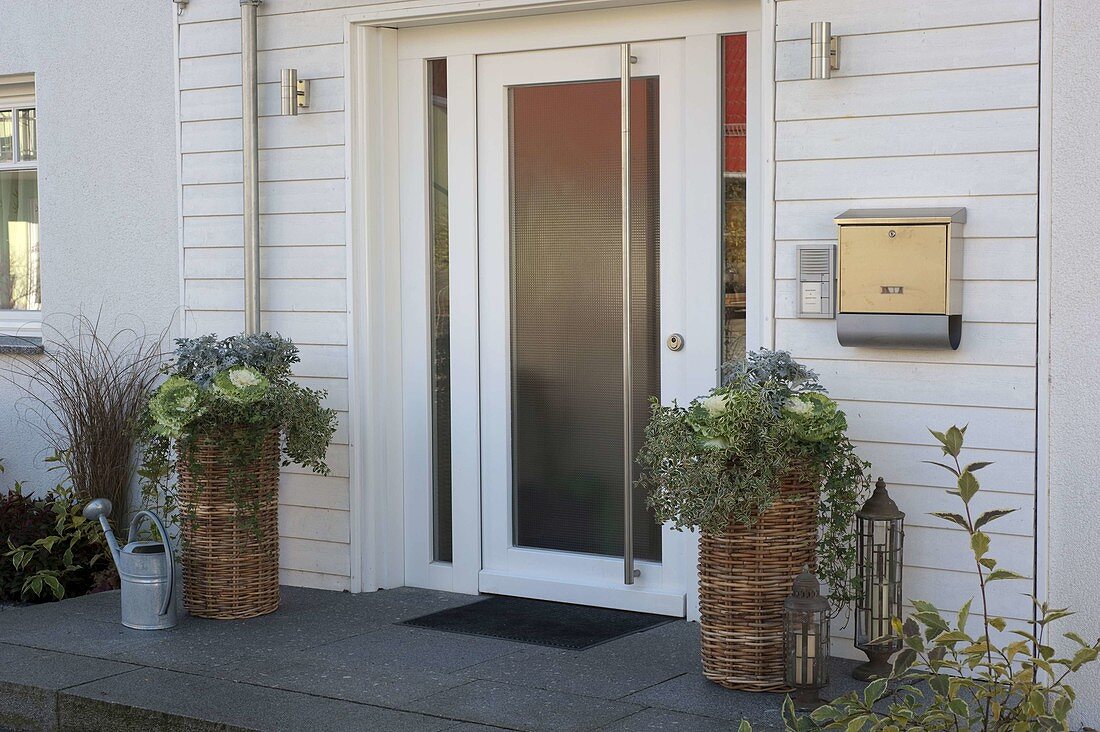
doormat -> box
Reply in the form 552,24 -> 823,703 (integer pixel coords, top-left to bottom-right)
401,596 -> 675,650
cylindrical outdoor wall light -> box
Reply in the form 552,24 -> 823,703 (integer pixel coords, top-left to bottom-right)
280,69 -> 310,116
810,21 -> 841,80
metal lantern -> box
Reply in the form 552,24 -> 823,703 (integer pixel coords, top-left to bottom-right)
853,477 -> 905,680
784,566 -> 831,710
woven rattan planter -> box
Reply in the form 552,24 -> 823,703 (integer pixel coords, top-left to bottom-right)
698,474 -> 819,692
177,427 -> 280,620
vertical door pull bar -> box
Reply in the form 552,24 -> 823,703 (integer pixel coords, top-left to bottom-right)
622,43 -> 640,585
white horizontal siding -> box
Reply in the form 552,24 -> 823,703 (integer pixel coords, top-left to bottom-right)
173,0 -> 1042,608
176,4 -> 356,591
774,0 -> 1038,41
774,0 -> 1039,628
775,21 -> 1038,81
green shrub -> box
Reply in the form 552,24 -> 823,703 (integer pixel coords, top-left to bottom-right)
636,349 -> 869,608
141,333 -> 338,535
781,426 -> 1100,731
2,459 -> 117,602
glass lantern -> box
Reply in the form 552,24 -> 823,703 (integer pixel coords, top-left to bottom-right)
784,566 -> 830,710
854,477 -> 905,680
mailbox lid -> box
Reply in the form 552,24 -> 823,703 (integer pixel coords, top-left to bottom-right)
838,224 -> 947,315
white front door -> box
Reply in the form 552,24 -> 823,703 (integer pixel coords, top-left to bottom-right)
476,41 -> 692,616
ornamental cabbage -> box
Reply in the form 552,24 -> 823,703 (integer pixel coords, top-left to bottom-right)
783,391 -> 846,442
211,366 -> 270,404
148,376 -> 205,437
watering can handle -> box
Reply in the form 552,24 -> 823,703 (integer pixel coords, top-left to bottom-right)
127,511 -> 174,617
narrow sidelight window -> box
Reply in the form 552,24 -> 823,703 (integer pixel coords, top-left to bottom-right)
428,59 -> 453,563
721,35 -> 748,364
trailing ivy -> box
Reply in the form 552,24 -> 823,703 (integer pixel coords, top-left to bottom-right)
637,349 -> 869,611
140,333 -> 338,538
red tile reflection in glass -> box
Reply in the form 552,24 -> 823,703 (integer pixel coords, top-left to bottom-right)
723,34 -> 747,174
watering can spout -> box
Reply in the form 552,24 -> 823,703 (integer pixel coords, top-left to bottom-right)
83,498 -> 122,567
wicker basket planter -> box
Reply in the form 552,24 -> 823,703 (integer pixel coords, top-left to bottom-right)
177,427 -> 281,620
698,474 -> 819,692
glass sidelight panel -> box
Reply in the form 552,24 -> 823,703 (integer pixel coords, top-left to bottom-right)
722,35 -> 748,364
428,59 -> 452,563
509,77 -> 662,561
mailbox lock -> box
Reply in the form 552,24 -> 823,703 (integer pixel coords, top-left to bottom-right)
666,333 -> 685,352
888,229 -> 897,238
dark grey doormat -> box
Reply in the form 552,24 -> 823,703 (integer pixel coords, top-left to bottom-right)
401,596 -> 676,650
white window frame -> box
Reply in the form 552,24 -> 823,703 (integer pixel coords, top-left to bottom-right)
0,74 -> 41,339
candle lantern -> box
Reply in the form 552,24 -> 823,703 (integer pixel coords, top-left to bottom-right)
853,477 -> 905,681
783,566 -> 831,710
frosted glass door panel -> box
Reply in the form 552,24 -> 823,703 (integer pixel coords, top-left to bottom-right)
509,78 -> 661,562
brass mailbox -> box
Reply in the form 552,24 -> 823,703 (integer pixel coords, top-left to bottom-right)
834,208 -> 965,349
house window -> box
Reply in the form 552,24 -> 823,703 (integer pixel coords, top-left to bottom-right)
428,59 -> 452,563
0,76 -> 40,336
721,35 -> 747,364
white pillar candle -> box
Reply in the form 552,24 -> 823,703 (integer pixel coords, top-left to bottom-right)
795,627 -> 816,685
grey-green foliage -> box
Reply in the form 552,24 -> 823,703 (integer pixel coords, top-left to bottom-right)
781,425 -> 1100,731
637,349 -> 869,610
140,333 -> 338,536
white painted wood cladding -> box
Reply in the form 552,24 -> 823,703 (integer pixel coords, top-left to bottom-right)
175,0 -> 1041,611
177,2 -> 357,591
773,0 -> 1040,625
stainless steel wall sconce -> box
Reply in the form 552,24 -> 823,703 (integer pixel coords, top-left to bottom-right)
810,22 -> 840,80
280,69 -> 310,116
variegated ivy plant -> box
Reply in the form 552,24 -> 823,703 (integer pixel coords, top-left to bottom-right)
140,333 -> 337,535
636,349 -> 870,610
778,425 -> 1100,731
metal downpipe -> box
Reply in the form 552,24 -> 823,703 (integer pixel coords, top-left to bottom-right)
241,0 -> 262,334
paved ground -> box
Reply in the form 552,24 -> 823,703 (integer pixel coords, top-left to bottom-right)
0,586 -> 867,731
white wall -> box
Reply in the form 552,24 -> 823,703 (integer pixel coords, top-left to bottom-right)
1048,0 -> 1100,723
770,0 -> 1042,652
172,0 -> 1052,646
0,2 -> 179,489
176,0 -> 354,591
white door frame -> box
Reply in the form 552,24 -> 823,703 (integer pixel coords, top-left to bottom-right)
344,0 -> 774,615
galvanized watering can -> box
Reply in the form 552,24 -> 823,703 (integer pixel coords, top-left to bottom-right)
83,498 -> 178,630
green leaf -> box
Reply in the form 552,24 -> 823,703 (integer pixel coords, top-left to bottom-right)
934,630 -> 972,645
892,648 -> 917,675
957,472 -> 979,504
1064,631 -> 1090,647
847,716 -> 871,732
43,575 -> 64,600
964,461 -> 993,472
930,512 -> 970,531
921,460 -> 960,477
973,508 -> 1016,530
737,721 -> 752,732
1041,608 -> 1074,625
985,569 -> 1025,582
970,531 -> 990,561
945,426 -> 965,457
864,678 -> 888,705
989,616 -> 1007,632
957,598 -> 971,632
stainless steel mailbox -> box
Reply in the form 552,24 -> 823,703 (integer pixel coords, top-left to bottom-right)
834,208 -> 966,349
